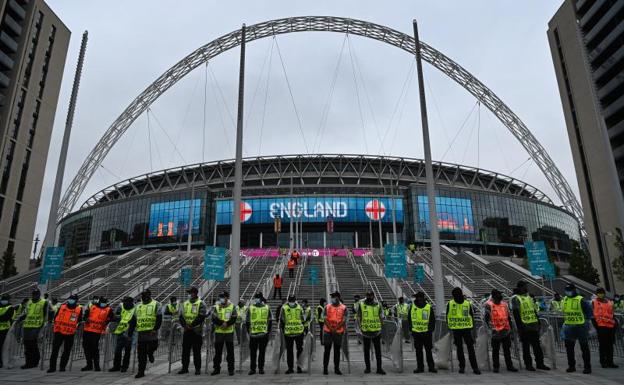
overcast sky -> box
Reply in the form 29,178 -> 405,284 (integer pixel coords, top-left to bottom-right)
37,0 -> 573,241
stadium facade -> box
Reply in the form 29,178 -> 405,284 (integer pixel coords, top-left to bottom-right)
57,154 -> 581,259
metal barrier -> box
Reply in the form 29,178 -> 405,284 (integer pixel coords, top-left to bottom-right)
167,322 -> 183,373
238,325 -> 249,373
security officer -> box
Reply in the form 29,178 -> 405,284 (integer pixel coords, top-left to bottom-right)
357,290 -> 385,375
178,287 -> 206,375
592,287 -> 618,368
322,291 -> 347,375
394,297 -> 410,342
550,293 -> 562,312
484,289 -> 517,373
20,288 -> 48,369
0,294 -> 14,368
446,287 -> 480,375
246,292 -> 272,375
408,291 -> 436,373
280,295 -> 305,374
82,296 -> 113,371
301,299 -> 312,334
614,294 -> 623,312
211,291 -> 237,376
352,295 -> 362,345
47,295 -> 82,373
133,289 -> 161,379
562,283 -> 592,373
382,301 -> 390,318
511,281 -> 550,371
13,298 -> 26,322
109,296 -> 135,372
316,298 -> 326,344
235,300 -> 247,345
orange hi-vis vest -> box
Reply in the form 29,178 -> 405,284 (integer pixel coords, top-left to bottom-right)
592,299 -> 615,328
274,277 -> 282,288
53,304 -> 82,335
487,300 -> 510,331
83,306 -> 111,334
324,303 -> 347,334
288,259 -> 295,269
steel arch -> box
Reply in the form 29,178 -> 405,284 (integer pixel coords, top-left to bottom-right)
58,16 -> 584,231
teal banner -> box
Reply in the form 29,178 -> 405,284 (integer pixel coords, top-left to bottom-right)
180,266 -> 192,287
308,266 -> 319,285
414,264 -> 425,284
384,243 -> 407,278
203,246 -> 226,281
39,247 -> 65,284
525,241 -> 555,279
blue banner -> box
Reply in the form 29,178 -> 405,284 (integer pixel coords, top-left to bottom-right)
203,246 -> 226,281
180,266 -> 192,287
384,243 -> 407,278
39,247 -> 65,284
525,241 -> 555,278
414,264 -> 425,284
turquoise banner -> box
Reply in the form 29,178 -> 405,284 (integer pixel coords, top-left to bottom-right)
203,246 -> 226,281
384,243 -> 407,278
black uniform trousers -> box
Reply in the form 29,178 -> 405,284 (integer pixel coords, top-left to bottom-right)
249,335 -> 268,371
518,330 -> 544,368
452,329 -> 478,371
323,332 -> 343,370
596,327 -> 616,367
284,334 -> 304,370
22,327 -> 41,368
48,332 -> 74,370
0,329 -> 7,367
112,334 -> 132,370
491,335 -> 513,370
82,331 -> 102,369
273,287 -> 282,300
213,332 -> 235,372
137,339 -> 158,374
362,335 -> 382,371
413,331 -> 435,370
181,330 -> 203,371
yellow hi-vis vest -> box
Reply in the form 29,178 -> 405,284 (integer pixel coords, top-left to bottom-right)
135,300 -> 158,332
447,300 -> 473,330
249,304 -> 269,335
316,305 -> 325,322
517,295 -> 538,325
563,295 -> 585,325
183,299 -> 203,324
0,305 -> 12,330
23,299 -> 47,329
303,306 -> 312,328
215,303 -> 235,334
282,304 -> 304,336
12,304 -> 22,321
360,302 -> 382,332
114,305 -> 135,335
167,303 -> 178,315
411,303 -> 431,333
550,300 -> 562,312
395,303 -> 409,320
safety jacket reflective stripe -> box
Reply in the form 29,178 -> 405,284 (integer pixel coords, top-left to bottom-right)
410,303 -> 431,333
487,300 -> 510,331
447,299 -> 473,330
215,303 -> 235,334
84,306 -> 111,334
592,299 -> 615,328
323,303 -> 346,333
563,295 -> 585,325
53,304 -> 82,335
283,304 -> 304,336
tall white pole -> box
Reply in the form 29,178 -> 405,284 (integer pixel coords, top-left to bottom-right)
289,172 -> 294,254
414,20 -> 445,312
230,24 -> 246,304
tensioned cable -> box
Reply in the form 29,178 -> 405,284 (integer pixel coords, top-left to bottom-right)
346,35 -> 369,154
258,38 -> 275,155
117,113 -> 141,176
489,111 -> 512,173
146,109 -> 153,172
245,38 -> 274,133
148,108 -> 188,164
379,60 -> 415,154
510,156 -> 532,175
173,66 -> 203,150
147,108 -> 165,170
206,62 -> 233,155
274,36 -> 310,154
99,164 -> 120,180
460,104 -> 479,165
388,66 -> 416,154
439,101 -> 479,162
425,77 -> 452,149
202,61 -> 208,163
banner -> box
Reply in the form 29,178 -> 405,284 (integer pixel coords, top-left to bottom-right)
203,246 -> 226,281
308,266 -> 319,285
39,247 -> 65,284
384,243 -> 407,278
525,241 -> 555,279
180,266 -> 192,287
414,264 -> 425,284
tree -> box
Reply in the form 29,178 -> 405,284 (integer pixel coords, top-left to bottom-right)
1,250 -> 18,279
568,245 -> 600,285
613,232 -> 624,283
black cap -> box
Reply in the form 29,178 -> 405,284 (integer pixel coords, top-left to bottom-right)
254,292 -> 263,299
287,295 -> 296,302
69,294 -> 79,301
219,291 -> 229,298
565,283 -> 577,291
330,291 -> 341,298
187,287 -> 199,294
516,280 -> 528,288
99,297 -> 108,304
32,288 -> 41,295
596,287 -> 606,294
366,290 -> 374,296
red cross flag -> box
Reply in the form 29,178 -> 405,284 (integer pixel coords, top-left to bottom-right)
365,199 -> 386,221
240,201 -> 253,223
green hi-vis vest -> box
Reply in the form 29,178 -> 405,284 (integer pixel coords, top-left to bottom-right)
23,299 -> 47,329
183,299 -> 203,324
396,303 -> 409,320
447,300 -> 473,330
135,300 -> 158,332
114,305 -> 135,334
383,308 -> 390,317
303,306 -> 312,327
517,295 -> 538,325
360,302 -> 382,332
249,304 -> 269,335
316,305 -> 325,322
235,305 -> 247,324
563,295 -> 585,325
411,303 -> 431,333
12,304 -> 22,321
167,303 -> 178,315
282,304 -> 304,336
550,300 -> 562,312
215,303 -> 235,334
0,305 -> 11,330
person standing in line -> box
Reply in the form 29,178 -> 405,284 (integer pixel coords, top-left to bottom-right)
235,300 -> 247,345
484,289 -> 518,373
394,297 -> 410,343
211,291 -> 237,376
561,283 -> 592,374
511,281 -> 550,371
246,292 -> 272,375
47,295 -> 82,373
287,258 -> 296,278
273,274 -> 283,300
133,289 -> 161,379
316,298 -> 326,345
20,289 -> 48,369
408,291 -> 436,373
550,293 -> 562,312
357,290 -> 385,375
0,294 -> 15,368
280,295 -> 305,374
352,295 -> 362,345
322,291 -> 347,375
81,297 -> 113,371
592,287 -> 618,369
109,296 -> 135,373
446,287 -> 480,375
301,299 -> 312,334
178,287 -> 206,375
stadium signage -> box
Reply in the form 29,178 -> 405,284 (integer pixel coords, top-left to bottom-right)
269,201 -> 348,219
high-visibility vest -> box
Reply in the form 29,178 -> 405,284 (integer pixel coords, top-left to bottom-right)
447,300 -> 473,330
283,304 -> 304,336
323,304 -> 346,333
360,302 -> 382,332
517,295 -> 538,325
563,295 -> 585,325
12,304 -> 22,321
288,259 -> 295,269
183,299 -> 203,324
84,305 -> 111,334
410,303 -> 431,333
487,300 -> 510,331
592,299 -> 615,328
167,303 -> 178,315
23,299 -> 47,329
53,304 -> 82,335
273,277 -> 282,288
395,303 -> 409,320
236,305 -> 247,324
136,300 -> 158,332
214,303 -> 235,334
316,305 -> 325,322
550,300 -> 562,312
303,306 -> 312,327
249,304 -> 269,335
0,305 -> 12,330
383,307 -> 390,317
114,305 -> 135,335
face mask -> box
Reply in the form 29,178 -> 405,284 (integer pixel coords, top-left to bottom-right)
615,297 -> 620,302
141,296 -> 150,303
564,291 -> 573,297
219,298 -> 225,305
331,298 -> 339,304
255,299 -> 262,305
100,303 -> 107,308
0,300 -> 7,306
67,299 -> 76,306
288,302 -> 296,307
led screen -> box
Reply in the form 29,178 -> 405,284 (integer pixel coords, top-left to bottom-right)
148,199 -> 201,238
417,196 -> 474,234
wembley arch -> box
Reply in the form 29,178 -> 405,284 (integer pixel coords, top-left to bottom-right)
57,16 -> 584,233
